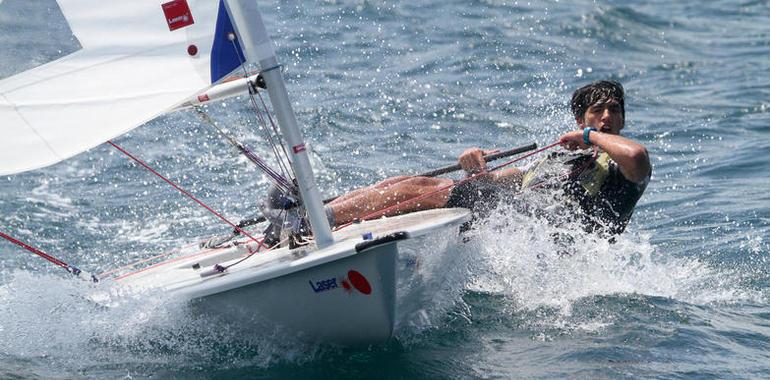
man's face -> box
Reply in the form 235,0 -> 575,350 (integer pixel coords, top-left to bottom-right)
577,98 -> 624,135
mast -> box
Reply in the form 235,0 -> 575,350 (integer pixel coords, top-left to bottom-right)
223,0 -> 334,248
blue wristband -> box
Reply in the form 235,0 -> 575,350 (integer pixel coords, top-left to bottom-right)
583,127 -> 597,146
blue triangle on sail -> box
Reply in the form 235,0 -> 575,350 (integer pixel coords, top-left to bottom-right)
210,0 -> 246,83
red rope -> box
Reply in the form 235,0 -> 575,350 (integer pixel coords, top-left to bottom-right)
333,141 -> 563,230
107,141 -> 261,245
487,141 -> 562,172
0,230 -> 70,270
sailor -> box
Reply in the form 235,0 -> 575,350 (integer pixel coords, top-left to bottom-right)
270,80 -> 651,239
325,80 -> 651,235
445,80 -> 651,235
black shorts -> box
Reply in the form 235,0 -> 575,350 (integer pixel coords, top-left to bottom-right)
445,180 -> 503,213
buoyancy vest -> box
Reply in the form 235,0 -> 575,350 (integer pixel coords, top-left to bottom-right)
522,151 -> 647,235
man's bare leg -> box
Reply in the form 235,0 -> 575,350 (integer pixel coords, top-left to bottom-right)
329,176 -> 412,204
328,176 -> 454,225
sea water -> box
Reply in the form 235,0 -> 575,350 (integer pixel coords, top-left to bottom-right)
1,0 -> 768,378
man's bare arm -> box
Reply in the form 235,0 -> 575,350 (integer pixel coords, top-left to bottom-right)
458,147 -> 523,188
560,130 -> 651,183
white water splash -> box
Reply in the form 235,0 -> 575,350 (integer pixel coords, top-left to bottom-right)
0,271 -> 326,372
463,198 -> 764,313
394,228 -> 471,342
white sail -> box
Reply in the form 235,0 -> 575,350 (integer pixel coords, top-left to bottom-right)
0,0 -> 248,175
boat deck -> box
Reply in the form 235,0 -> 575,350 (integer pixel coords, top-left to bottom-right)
113,208 -> 471,298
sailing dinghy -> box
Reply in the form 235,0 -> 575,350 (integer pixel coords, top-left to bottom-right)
0,0 -> 471,344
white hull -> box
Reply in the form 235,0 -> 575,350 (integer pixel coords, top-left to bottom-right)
114,208 -> 470,344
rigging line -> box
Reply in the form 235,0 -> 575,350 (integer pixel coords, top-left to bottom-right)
99,214 -> 269,279
0,230 -> 98,282
183,202 -> 289,272
218,197 -> 324,272
246,82 -> 295,186
214,207 -> 291,273
111,238 -> 265,281
219,221 -> 271,271
227,36 -> 293,181
235,201 -> 311,261
193,107 -> 294,192
107,140 -> 262,245
248,75 -> 295,185
228,36 -> 295,188
254,88 -> 294,181
333,141 -> 564,231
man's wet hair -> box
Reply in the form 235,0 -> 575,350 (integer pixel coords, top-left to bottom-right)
570,80 -> 625,120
